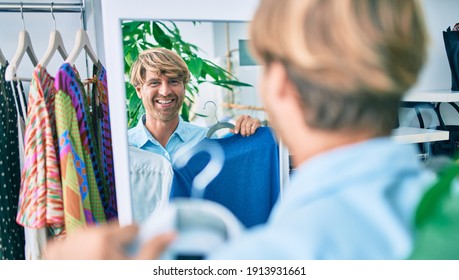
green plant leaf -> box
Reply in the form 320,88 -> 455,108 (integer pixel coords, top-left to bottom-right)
152,22 -> 172,49
211,80 -> 253,87
128,104 -> 144,128
158,22 -> 200,52
204,59 -> 235,78
125,82 -> 138,101
181,102 -> 190,122
156,21 -> 176,35
201,62 -> 221,81
409,193 -> 459,259
193,112 -> 208,118
130,47 -> 139,65
144,42 -> 156,48
185,94 -> 195,103
128,92 -> 141,106
127,95 -> 144,128
207,82 -> 233,90
187,57 -> 204,79
415,161 -> 459,224
130,21 -> 142,33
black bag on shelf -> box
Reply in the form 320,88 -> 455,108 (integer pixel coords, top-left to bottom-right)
400,101 -> 459,158
443,26 -> 459,91
430,102 -> 459,157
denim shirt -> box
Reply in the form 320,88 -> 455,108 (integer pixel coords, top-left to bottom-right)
210,138 -> 435,259
127,114 -> 207,163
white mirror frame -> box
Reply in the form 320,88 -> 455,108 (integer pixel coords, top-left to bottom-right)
100,0 -> 260,226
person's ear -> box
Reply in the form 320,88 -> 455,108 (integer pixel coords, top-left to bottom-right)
135,85 -> 142,99
269,61 -> 291,100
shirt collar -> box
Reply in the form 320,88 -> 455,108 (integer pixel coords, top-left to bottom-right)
173,116 -> 188,143
132,114 -> 188,147
130,114 -> 153,148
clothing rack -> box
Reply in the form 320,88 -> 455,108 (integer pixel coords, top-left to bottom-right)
0,1 -> 87,29
0,0 -> 93,77
0,1 -> 84,14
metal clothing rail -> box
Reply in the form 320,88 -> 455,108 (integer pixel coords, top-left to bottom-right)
0,1 -> 84,13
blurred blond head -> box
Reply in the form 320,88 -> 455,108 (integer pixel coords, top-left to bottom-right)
250,0 -> 428,135
130,48 -> 190,88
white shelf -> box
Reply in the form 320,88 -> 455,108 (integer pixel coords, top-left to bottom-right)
403,89 -> 459,102
392,127 -> 449,144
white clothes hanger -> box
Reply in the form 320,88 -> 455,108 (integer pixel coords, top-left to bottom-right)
207,121 -> 235,138
0,48 -> 6,66
38,3 -> 68,68
174,141 -> 225,198
65,5 -> 98,65
4,4 -> 38,81
65,28 -> 98,65
204,101 -> 235,138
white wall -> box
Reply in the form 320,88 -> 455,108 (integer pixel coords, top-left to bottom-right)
212,22 -> 265,122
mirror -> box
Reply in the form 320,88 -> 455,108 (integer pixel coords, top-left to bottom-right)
124,20 -> 270,224
100,0 -> 267,225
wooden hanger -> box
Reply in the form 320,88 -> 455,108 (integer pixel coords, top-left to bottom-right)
0,48 -> 6,67
4,30 -> 38,81
65,29 -> 98,65
204,101 -> 235,138
38,4 -> 68,68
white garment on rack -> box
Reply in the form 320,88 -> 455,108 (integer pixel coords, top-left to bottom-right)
129,146 -> 173,223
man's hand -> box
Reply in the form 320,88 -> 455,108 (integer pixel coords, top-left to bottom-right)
44,222 -> 175,260
232,115 -> 261,136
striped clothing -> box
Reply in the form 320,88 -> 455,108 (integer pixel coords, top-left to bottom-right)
16,65 -> 64,235
93,63 -> 117,219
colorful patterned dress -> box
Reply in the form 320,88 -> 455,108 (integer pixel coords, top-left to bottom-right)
55,63 -> 106,228
16,65 -> 64,236
54,90 -> 93,232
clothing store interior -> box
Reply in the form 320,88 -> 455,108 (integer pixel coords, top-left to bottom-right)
1,0 -> 459,260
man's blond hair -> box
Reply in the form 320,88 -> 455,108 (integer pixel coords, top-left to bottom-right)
130,48 -> 190,87
250,0 -> 428,135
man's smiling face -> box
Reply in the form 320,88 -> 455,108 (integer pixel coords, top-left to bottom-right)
137,70 -> 185,122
